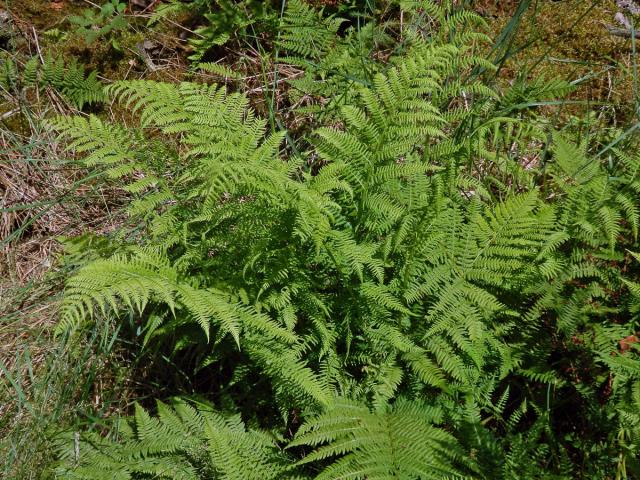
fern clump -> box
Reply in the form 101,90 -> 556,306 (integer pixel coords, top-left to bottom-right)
45,1 -> 640,478
54,400 -> 294,479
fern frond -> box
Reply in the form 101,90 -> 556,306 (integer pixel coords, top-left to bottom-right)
291,398 -> 475,479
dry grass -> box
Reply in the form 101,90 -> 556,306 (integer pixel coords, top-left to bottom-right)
0,52 -> 131,479
0,103 -> 128,347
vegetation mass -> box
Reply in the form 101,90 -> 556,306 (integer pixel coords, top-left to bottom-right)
1,0 -> 640,479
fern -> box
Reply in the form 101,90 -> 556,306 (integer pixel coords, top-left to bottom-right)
54,400 -> 294,480
57,398 -> 476,480
45,2 -> 640,478
277,0 -> 344,59
52,1 -> 558,421
2,54 -> 105,108
290,398 -> 476,479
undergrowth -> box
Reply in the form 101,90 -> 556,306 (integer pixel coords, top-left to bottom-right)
1,0 -> 640,479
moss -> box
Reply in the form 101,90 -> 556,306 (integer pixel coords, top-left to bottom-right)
478,0 -> 635,120
3,0 -> 85,31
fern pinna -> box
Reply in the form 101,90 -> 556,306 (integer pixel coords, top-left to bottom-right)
49,1 -> 640,478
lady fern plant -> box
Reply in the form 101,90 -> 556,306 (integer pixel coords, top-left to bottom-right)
49,1 -> 640,478
51,48 -> 555,413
